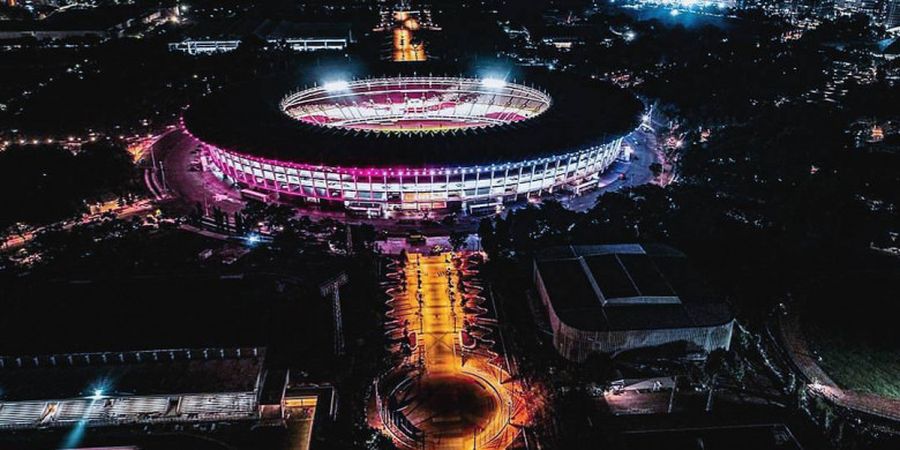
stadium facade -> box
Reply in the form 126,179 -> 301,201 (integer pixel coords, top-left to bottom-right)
534,244 -> 734,362
183,69 -> 642,217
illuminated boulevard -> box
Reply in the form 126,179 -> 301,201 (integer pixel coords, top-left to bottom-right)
373,252 -> 533,450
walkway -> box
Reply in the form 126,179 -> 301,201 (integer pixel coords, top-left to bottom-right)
377,252 -> 522,450
413,253 -> 464,374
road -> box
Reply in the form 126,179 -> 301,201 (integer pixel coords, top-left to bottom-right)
556,128 -> 660,213
155,130 -> 245,215
1,200 -> 155,251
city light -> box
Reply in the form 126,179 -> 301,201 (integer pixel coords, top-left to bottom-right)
322,80 -> 350,92
1,1 -> 895,449
480,77 -> 507,89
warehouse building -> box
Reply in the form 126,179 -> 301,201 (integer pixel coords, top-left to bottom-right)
534,244 -> 734,362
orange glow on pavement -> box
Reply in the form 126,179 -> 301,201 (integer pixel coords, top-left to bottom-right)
373,252 -> 537,450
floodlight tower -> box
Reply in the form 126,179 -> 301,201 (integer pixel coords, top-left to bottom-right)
320,272 -> 349,355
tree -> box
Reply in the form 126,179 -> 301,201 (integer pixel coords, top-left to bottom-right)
649,162 -> 663,179
234,211 -> 245,234
212,207 -> 225,230
477,218 -> 496,254
0,142 -> 135,228
449,231 -> 468,251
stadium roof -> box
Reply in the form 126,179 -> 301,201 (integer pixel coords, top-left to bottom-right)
535,244 -> 732,332
183,66 -> 642,167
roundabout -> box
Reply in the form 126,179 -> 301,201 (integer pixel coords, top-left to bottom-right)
389,372 -> 500,441
373,252 -> 530,449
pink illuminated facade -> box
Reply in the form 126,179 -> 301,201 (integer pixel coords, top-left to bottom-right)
186,76 -> 630,217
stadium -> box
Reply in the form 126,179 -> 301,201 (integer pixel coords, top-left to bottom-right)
182,68 -> 643,217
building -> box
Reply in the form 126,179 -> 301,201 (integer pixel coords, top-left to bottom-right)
0,274 -> 338,439
0,6 -> 172,42
825,0 -> 900,28
886,0 -> 900,30
836,0 -> 883,19
168,19 -> 353,55
183,68 -> 642,217
0,347 -> 266,430
533,244 -> 734,362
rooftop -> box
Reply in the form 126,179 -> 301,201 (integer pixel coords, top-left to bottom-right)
535,244 -> 732,332
183,65 -> 642,167
180,18 -> 352,41
0,348 -> 262,402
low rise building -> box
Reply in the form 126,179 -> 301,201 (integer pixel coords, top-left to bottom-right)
534,244 -> 734,362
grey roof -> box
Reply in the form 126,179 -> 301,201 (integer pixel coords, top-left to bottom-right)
535,244 -> 732,331
0,350 -> 262,401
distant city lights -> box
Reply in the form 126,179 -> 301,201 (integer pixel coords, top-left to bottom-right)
626,0 -> 735,13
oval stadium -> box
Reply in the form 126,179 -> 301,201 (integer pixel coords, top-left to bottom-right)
182,69 -> 643,217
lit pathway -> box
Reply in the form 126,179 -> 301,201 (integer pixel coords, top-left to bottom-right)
409,253 -> 464,374
379,252 -> 520,450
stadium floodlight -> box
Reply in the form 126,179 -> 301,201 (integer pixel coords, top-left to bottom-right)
90,389 -> 104,400
480,77 -> 506,89
323,80 -> 350,92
